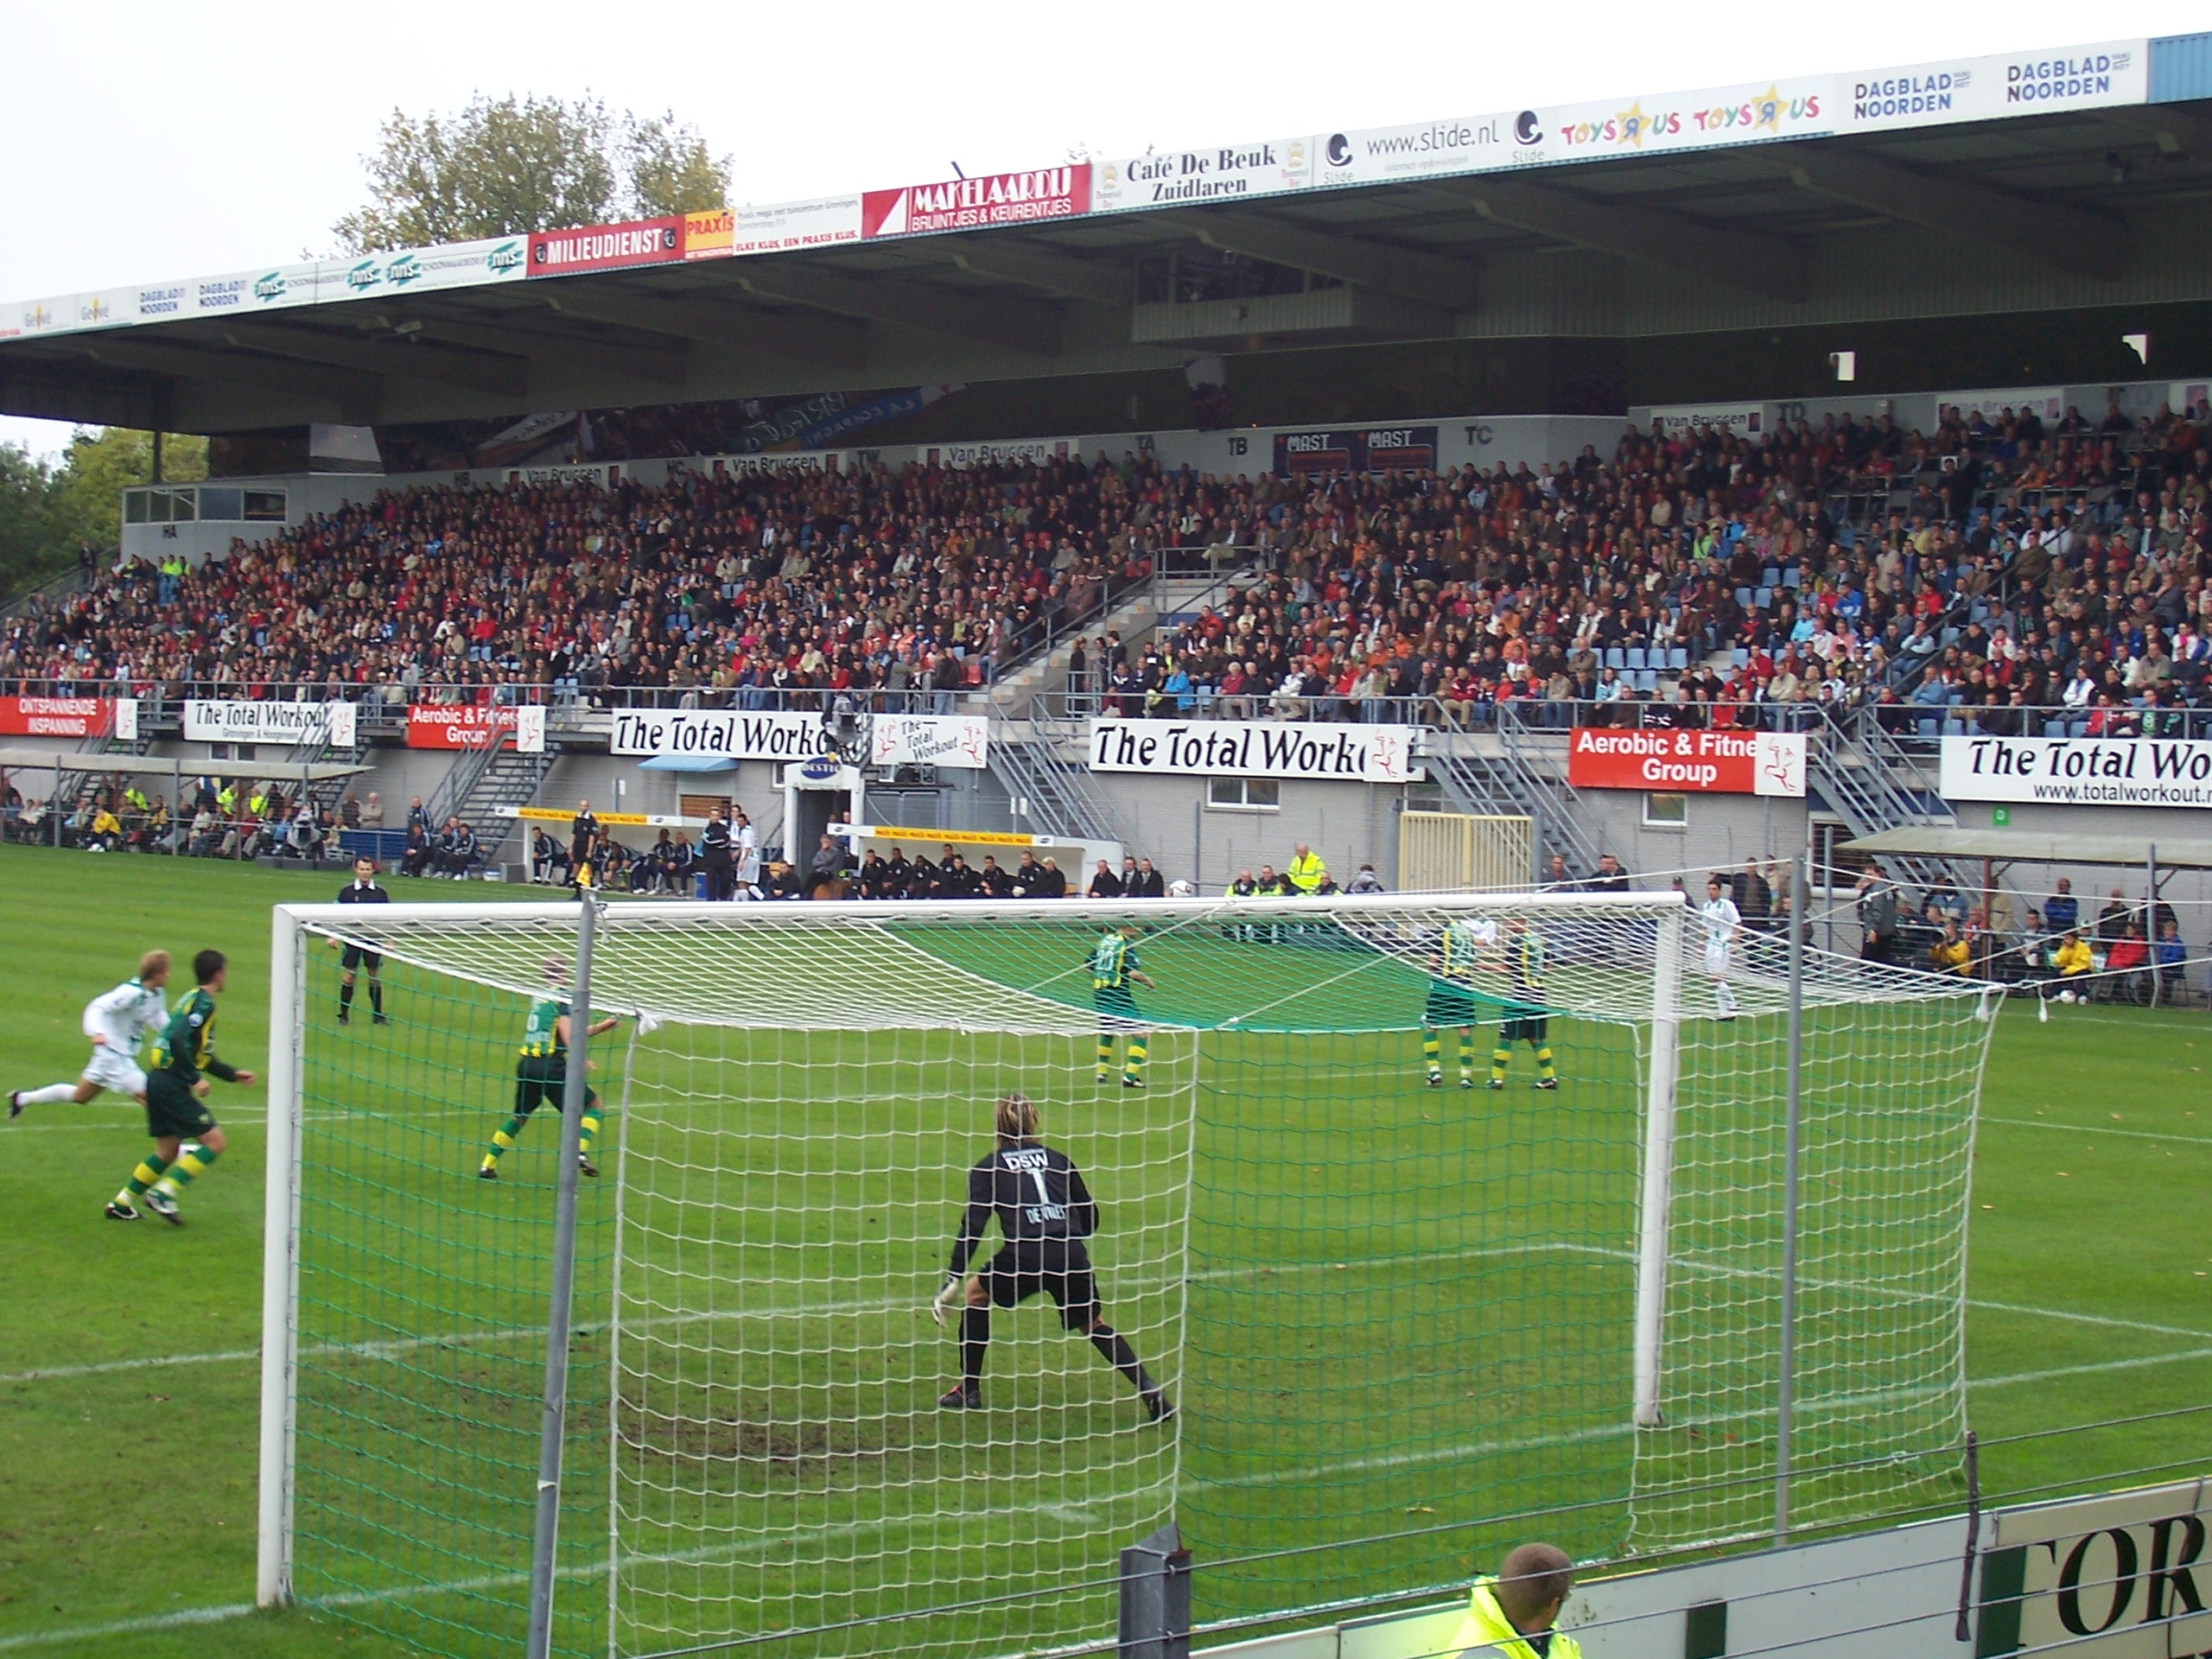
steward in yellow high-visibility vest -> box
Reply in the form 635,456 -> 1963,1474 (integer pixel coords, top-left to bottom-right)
1449,1544 -> 1582,1659
1286,844 -> 1326,895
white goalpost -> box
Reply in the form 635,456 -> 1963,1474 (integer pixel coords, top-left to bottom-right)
253,892 -> 1997,1658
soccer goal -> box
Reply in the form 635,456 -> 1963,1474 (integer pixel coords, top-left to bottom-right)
257,892 -> 1996,1659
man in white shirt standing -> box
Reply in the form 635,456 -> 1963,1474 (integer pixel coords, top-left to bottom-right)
10,950 -> 173,1116
732,805 -> 762,899
1701,877 -> 1742,1020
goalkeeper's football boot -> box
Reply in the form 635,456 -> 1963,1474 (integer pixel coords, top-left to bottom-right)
477,1162 -> 499,1180
1143,1390 -> 1175,1424
1535,1077 -> 1560,1091
938,1384 -> 982,1409
104,1199 -> 140,1221
142,1188 -> 183,1225
578,1154 -> 599,1179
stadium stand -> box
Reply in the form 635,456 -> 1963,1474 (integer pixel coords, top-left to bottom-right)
6,396 -> 2212,741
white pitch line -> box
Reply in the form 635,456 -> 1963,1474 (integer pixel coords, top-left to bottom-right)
1983,1116 -> 2212,1147
9,1344 -> 2211,1655
8,1233 -> 2203,1386
0,1491 -> 1125,1652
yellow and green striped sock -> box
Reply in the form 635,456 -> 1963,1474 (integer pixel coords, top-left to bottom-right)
1123,1036 -> 1147,1082
482,1114 -> 527,1169
1422,1028 -> 1441,1074
1535,1045 -> 1557,1081
1491,1044 -> 1511,1082
1096,1034 -> 1114,1078
153,1141 -> 220,1199
117,1153 -> 170,1205
579,1108 -> 603,1158
1459,1031 -> 1477,1077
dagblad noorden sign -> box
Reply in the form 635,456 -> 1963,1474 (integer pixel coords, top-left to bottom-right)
1088,718 -> 1420,784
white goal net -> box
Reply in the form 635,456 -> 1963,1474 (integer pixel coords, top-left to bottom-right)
255,893 -> 1996,1659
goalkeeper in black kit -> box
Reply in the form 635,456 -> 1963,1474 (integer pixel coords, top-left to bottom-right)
931,1095 -> 1173,1422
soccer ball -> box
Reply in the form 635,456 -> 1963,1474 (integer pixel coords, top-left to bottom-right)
2056,990 -> 2076,1004
1167,880 -> 1196,898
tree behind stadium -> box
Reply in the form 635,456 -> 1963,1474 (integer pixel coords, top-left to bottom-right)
332,93 -> 729,253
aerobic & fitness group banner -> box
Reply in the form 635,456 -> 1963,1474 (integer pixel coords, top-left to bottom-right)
404,704 -> 547,753
1567,728 -> 1808,797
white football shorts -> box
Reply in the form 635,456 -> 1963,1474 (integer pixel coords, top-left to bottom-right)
83,1046 -> 149,1096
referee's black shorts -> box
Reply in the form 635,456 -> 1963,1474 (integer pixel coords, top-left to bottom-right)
340,944 -> 382,972
980,1238 -> 1099,1330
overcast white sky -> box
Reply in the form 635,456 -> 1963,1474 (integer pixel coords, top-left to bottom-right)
0,0 -> 2180,460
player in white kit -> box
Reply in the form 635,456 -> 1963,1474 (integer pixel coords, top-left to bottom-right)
10,950 -> 173,1117
1700,878 -> 1741,1020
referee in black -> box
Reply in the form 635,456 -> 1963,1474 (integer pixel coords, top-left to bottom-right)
931,1095 -> 1172,1421
699,804 -> 734,901
332,855 -> 391,1025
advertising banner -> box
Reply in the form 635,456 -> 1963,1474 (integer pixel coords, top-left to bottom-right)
925,437 -> 1074,470
1089,718 -> 1421,784
527,217 -> 683,277
405,703 -> 546,753
183,700 -> 356,747
1093,139 -> 1315,211
1941,734 -> 2212,809
1311,114 -> 1511,188
731,196 -> 863,255
861,166 -> 1090,238
869,715 -> 990,771
1838,41 -> 2145,131
1938,385 -> 2065,424
610,709 -> 831,763
0,696 -> 133,740
609,709 -> 988,767
1567,728 -> 1808,797
1536,75 -> 1832,162
1978,1478 -> 2211,1659
682,209 -> 734,261
1647,403 -> 1769,436
1272,426 -> 1440,476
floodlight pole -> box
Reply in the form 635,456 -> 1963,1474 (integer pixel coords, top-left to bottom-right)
1776,846 -> 1808,1542
526,895 -> 600,1659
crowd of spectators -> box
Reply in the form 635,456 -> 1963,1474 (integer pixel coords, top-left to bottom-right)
1851,865 -> 2191,1001
7,399 -> 2212,743
1084,399 -> 2212,733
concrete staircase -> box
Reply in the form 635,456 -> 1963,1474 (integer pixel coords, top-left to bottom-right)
985,561 -> 1261,719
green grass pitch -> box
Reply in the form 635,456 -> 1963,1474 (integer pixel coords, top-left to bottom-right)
2,843 -> 2209,1658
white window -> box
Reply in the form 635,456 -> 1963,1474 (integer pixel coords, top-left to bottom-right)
1207,776 -> 1281,811
1643,792 -> 1688,828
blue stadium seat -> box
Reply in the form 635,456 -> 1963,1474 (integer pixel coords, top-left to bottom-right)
1732,647 -> 1750,668
1604,647 -> 1625,671
1624,646 -> 1646,671
1666,647 -> 1688,671
1760,568 -> 1782,588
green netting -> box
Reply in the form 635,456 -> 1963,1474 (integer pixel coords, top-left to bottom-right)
272,897 -> 1993,1659
289,943 -> 612,1657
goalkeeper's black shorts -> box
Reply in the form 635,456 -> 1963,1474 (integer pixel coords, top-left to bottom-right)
981,1238 -> 1098,1331
514,1055 -> 598,1117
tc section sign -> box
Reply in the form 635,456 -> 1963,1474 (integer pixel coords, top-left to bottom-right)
1941,735 -> 2212,809
1089,718 -> 1420,784
1568,728 -> 1807,796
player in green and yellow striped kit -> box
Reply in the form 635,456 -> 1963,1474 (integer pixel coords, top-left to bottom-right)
1490,917 -> 1559,1091
480,963 -> 623,1179
109,949 -> 256,1224
1423,916 -> 1492,1089
1090,924 -> 1155,1089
